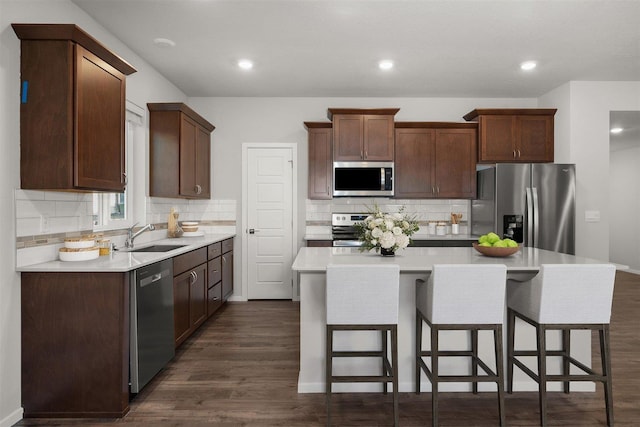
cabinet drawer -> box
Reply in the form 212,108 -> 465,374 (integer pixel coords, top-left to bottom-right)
173,247 -> 207,276
208,242 -> 222,259
222,238 -> 234,253
208,257 -> 222,286
207,282 -> 223,316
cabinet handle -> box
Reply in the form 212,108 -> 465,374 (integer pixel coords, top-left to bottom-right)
194,184 -> 202,194
213,297 -> 219,301
513,150 -> 517,158
517,149 -> 521,158
365,150 -> 368,159
190,270 -> 197,284
122,172 -> 127,185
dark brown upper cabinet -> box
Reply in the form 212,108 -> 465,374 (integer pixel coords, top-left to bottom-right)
328,108 -> 399,161
463,109 -> 556,163
305,122 -> 333,200
148,103 -> 215,199
12,24 -> 136,192
395,123 -> 477,199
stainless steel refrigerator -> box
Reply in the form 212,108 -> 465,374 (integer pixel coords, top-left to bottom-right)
471,163 -> 576,254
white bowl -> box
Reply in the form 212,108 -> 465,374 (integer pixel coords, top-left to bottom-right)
59,247 -> 100,262
64,237 -> 96,249
181,221 -> 199,232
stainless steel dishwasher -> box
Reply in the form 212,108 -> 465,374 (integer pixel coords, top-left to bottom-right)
130,258 -> 175,393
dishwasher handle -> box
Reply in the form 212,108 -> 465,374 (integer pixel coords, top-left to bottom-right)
139,268 -> 171,288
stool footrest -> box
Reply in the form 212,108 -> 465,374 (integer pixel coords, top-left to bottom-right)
331,350 -> 384,358
331,375 -> 395,383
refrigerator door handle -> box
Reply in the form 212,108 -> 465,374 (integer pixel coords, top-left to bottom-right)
526,187 -> 534,247
532,186 -> 540,249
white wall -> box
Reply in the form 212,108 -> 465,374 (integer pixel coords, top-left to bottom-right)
0,1 -> 187,425
569,82 -> 640,261
610,145 -> 640,271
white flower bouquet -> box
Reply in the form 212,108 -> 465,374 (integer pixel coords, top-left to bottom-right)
355,206 -> 420,254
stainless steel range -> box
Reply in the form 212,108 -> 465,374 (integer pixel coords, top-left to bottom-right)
331,213 -> 369,247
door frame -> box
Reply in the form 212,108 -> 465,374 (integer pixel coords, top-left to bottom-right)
241,143 -> 298,301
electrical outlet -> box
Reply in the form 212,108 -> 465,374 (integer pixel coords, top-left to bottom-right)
40,214 -> 50,233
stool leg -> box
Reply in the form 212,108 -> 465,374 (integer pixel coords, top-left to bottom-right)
600,325 -> 614,427
536,324 -> 548,427
382,329 -> 388,395
416,309 -> 422,395
494,326 -> 506,427
472,328 -> 479,394
562,329 -> 571,394
392,325 -> 399,427
507,308 -> 515,394
431,325 -> 439,427
326,325 -> 333,427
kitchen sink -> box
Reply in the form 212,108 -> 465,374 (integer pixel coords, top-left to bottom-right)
130,244 -> 186,252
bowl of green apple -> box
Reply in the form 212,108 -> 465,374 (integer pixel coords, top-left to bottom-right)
473,232 -> 520,257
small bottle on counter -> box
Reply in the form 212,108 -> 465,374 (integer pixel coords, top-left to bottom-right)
97,239 -> 111,256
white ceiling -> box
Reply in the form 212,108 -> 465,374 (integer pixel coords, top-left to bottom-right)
70,0 -> 640,99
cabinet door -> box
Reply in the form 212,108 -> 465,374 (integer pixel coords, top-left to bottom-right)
517,115 -> 554,162
363,115 -> 394,161
173,271 -> 191,347
434,129 -> 477,198
308,127 -> 333,199
179,114 -> 199,197
190,264 -> 207,329
222,251 -> 234,300
394,128 -> 435,198
195,125 -> 211,198
333,114 -> 363,160
74,45 -> 126,191
478,115 -> 516,163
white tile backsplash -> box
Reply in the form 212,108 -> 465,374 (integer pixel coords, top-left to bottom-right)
305,198 -> 470,232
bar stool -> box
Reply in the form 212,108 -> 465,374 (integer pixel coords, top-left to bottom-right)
415,264 -> 508,426
507,263 -> 616,426
325,264 -> 400,427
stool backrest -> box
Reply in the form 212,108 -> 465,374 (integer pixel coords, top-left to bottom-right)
326,264 -> 400,325
417,264 -> 507,324
512,264 -> 616,324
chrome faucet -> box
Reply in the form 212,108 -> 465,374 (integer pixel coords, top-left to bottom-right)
125,223 -> 155,248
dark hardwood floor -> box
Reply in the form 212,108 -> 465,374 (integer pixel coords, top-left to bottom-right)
17,271 -> 640,426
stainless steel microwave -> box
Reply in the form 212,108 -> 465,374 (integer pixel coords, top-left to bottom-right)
333,161 -> 394,197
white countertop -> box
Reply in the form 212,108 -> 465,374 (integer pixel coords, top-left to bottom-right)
292,246 -> 611,273
17,233 -> 236,273
304,233 -> 479,241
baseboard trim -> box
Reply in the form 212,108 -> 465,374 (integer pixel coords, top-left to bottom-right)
0,407 -> 23,427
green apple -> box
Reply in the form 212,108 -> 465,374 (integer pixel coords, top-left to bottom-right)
487,232 -> 500,244
504,239 -> 518,248
493,240 -> 508,247
479,242 -> 492,247
478,234 -> 489,244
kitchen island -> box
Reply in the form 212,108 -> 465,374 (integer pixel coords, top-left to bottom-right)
292,246 -> 617,394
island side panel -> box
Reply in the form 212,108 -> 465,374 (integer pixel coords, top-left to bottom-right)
21,271 -> 130,418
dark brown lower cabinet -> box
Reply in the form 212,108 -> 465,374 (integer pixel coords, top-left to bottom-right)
173,248 -> 207,348
21,272 -> 130,418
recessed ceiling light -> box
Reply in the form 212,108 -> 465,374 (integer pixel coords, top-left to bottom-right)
153,38 -> 176,48
238,59 -> 253,70
378,60 -> 394,70
520,61 -> 537,71
610,127 -> 624,134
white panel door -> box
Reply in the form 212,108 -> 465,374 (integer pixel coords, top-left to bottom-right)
247,148 -> 294,299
